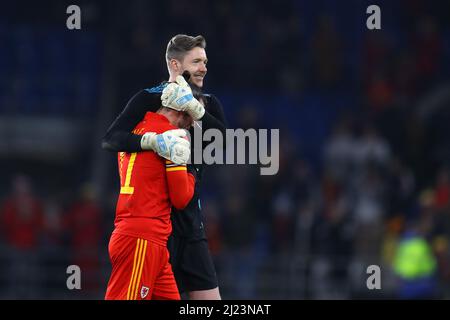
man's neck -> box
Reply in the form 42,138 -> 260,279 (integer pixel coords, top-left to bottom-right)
168,73 -> 180,82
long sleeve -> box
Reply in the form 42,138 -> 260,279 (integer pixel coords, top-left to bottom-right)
165,160 -> 196,210
101,89 -> 162,152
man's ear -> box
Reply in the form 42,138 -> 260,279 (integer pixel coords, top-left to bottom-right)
169,59 -> 180,73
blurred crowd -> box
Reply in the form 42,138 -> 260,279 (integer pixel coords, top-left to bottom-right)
0,175 -> 106,299
0,0 -> 449,299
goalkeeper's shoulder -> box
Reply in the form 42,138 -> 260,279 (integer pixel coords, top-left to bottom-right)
122,82 -> 167,115
119,84 -> 165,116
202,93 -> 227,128
140,82 -> 170,105
204,93 -> 225,115
143,82 -> 169,96
203,93 -> 222,106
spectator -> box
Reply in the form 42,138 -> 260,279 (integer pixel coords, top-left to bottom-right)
0,174 -> 44,298
64,183 -> 103,295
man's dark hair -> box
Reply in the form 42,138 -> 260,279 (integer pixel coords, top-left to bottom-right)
166,34 -> 206,62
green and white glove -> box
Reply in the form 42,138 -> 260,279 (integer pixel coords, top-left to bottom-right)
161,75 -> 205,120
140,129 -> 191,165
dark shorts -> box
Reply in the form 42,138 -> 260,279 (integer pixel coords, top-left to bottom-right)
168,236 -> 219,293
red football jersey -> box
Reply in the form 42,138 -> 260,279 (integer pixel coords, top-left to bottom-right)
112,112 -> 195,246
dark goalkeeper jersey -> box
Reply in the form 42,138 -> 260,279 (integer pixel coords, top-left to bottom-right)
102,83 -> 227,240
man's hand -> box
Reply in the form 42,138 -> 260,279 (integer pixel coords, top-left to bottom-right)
140,129 -> 191,165
161,75 -> 205,120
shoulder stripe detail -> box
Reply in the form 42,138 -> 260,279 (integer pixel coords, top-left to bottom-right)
145,83 -> 168,94
166,163 -> 186,168
166,167 -> 187,172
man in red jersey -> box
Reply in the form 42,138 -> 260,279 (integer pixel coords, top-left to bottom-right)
105,106 -> 195,300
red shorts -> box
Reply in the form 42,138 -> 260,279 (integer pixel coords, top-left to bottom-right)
105,233 -> 180,300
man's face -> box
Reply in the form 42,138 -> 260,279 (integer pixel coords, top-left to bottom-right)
179,47 -> 208,87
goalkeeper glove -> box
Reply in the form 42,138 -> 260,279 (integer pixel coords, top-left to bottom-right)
140,129 -> 191,165
161,75 -> 205,120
